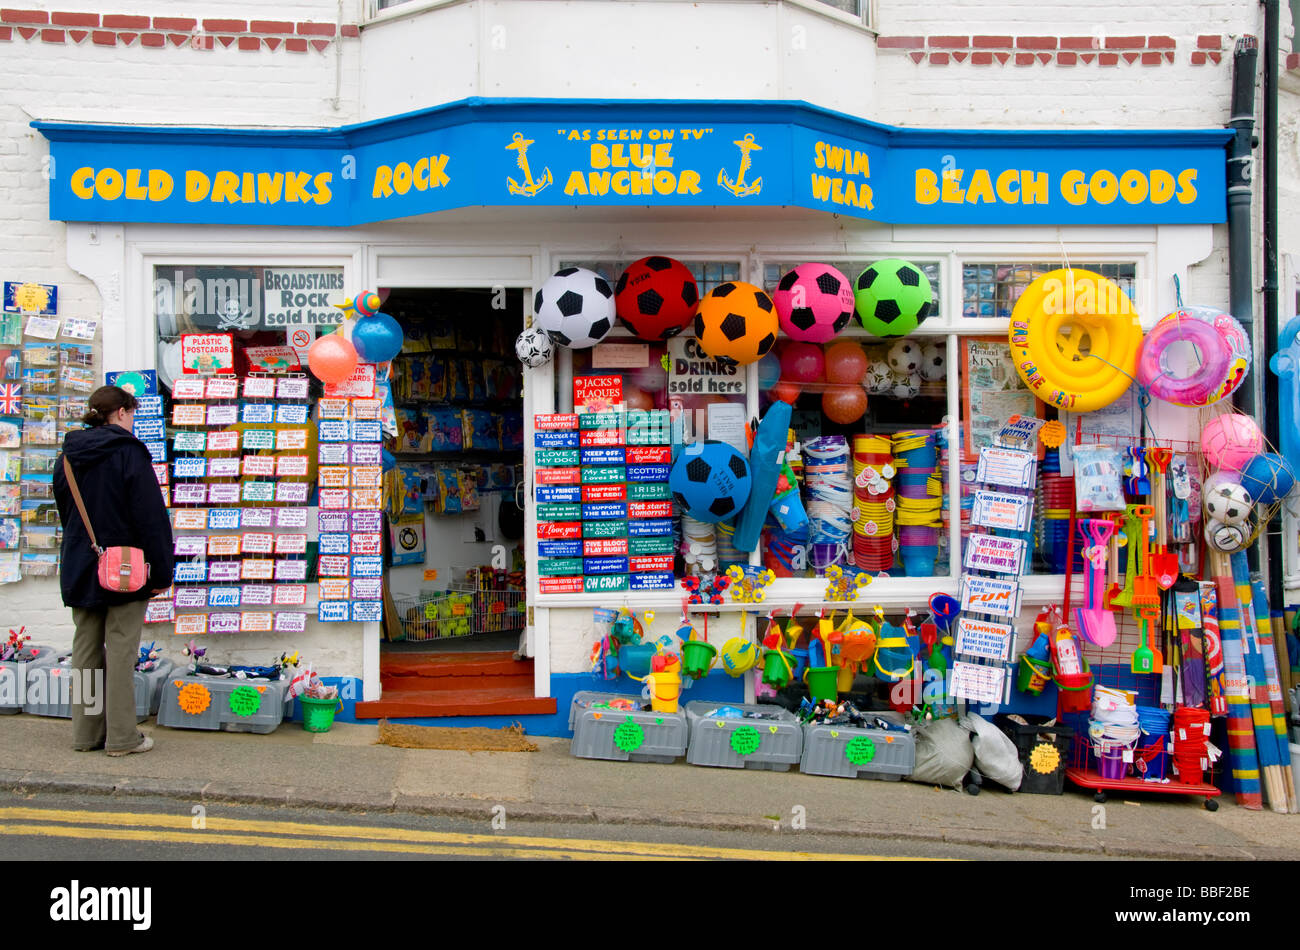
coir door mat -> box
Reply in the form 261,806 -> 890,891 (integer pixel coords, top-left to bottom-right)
377,719 -> 538,752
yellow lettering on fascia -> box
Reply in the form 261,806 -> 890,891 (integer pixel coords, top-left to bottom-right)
257,172 -> 284,204
372,165 -> 393,198
587,171 -> 612,196
95,168 -> 124,201
209,170 -> 240,204
675,169 -> 701,195
392,161 -> 413,195
284,171 -> 312,203
965,168 -> 994,204
812,173 -> 832,202
1119,169 -> 1148,203
654,143 -> 673,168
1021,170 -> 1048,204
589,143 -> 611,170
1090,169 -> 1118,205
564,169 -> 588,195
1176,168 -> 1197,204
815,141 -> 828,170
427,155 -> 450,187
148,169 -> 173,201
995,169 -> 1019,203
124,169 -> 148,201
186,170 -> 211,202
71,167 -> 94,199
1150,169 -> 1175,203
313,171 -> 332,206
414,157 -> 429,190
940,169 -> 964,203
915,168 -> 939,205
611,170 -> 631,195
1060,170 -> 1087,205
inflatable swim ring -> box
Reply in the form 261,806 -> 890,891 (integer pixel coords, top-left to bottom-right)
1136,316 -> 1230,407
1009,269 -> 1143,413
1156,306 -> 1250,405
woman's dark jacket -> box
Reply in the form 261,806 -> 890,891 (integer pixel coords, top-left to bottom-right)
53,424 -> 175,608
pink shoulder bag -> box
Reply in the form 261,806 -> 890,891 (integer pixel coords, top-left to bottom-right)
63,456 -> 150,594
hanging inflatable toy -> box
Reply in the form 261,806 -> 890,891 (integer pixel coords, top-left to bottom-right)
1008,269 -> 1143,413
614,256 -> 699,341
1136,316 -> 1230,408
773,263 -> 855,343
1158,305 -> 1251,404
306,330 -> 359,385
693,281 -> 778,365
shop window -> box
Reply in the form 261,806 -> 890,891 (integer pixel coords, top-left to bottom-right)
961,262 -> 1136,319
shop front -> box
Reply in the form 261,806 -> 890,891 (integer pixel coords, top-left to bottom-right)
34,98 -> 1235,736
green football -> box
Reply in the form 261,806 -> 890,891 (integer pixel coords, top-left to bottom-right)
853,259 -> 933,337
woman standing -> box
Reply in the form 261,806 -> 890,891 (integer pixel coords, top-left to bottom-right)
53,386 -> 174,756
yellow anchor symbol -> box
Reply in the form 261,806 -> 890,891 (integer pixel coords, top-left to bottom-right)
506,131 -> 553,197
718,132 -> 763,197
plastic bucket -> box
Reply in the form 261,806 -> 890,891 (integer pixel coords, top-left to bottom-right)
761,649 -> 792,690
835,663 -> 856,692
681,640 -> 717,679
301,695 -> 342,733
1017,655 -> 1052,695
805,666 -> 840,703
1097,746 -> 1128,780
789,648 -> 809,681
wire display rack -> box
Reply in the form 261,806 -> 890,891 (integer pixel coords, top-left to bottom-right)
393,568 -> 526,642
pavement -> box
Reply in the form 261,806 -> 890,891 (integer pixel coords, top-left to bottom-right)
1,715 -> 1298,860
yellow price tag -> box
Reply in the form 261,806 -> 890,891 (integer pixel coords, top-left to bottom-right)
423,569 -> 439,581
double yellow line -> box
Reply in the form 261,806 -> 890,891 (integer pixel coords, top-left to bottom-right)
0,806 -> 938,860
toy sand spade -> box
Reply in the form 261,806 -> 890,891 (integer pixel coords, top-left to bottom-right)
1074,519 -> 1117,647
1132,606 -> 1164,675
1147,448 -> 1179,589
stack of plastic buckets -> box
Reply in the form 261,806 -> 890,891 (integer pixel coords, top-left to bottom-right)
804,436 -> 853,575
1038,448 -> 1078,573
892,430 -> 942,576
1090,686 -> 1140,779
1171,706 -> 1211,784
1135,705 -> 1172,781
851,435 -> 895,574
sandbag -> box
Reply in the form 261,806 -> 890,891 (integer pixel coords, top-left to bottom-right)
907,716 -> 973,788
960,712 -> 1024,791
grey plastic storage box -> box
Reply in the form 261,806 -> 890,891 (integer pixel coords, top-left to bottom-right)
569,690 -> 687,763
156,673 -> 292,734
799,716 -> 916,780
24,657 -> 175,721
0,646 -> 57,714
685,701 -> 803,771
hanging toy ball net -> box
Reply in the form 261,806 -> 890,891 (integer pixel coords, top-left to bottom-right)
1197,409 -> 1296,555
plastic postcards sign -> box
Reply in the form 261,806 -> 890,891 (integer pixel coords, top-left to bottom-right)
179,334 -> 234,374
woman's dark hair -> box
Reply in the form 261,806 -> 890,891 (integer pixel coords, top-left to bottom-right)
83,385 -> 139,427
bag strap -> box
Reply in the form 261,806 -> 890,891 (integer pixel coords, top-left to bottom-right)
62,456 -> 102,555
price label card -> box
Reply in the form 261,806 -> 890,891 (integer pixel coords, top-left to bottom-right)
275,559 -> 308,581
207,483 -> 241,505
240,507 -> 274,528
351,420 -> 382,443
318,443 -> 348,465
276,377 -> 309,400
172,404 -> 206,426
241,404 -> 274,424
144,601 -> 174,624
277,455 -> 309,478
351,488 -> 381,510
275,404 -> 309,425
351,398 -> 382,421
175,614 -> 208,636
240,532 -> 274,555
206,377 -> 238,400
241,584 -> 275,606
209,613 -> 241,634
242,429 -> 276,451
243,376 -> 276,399
242,455 -> 276,477
351,579 -> 382,600
954,616 -> 1016,662
207,535 -> 242,556
318,578 -> 350,599
276,508 -> 308,529
274,584 -> 308,605
172,457 -> 207,479
350,443 -> 382,465
277,429 -> 308,451
241,612 -> 274,632
351,556 -> 383,577
971,491 -> 1034,532
172,483 -> 208,505
174,536 -> 207,557
317,398 -> 348,419
205,405 -> 237,427
171,378 -> 207,399
318,466 -> 350,488
174,587 -> 208,609
351,601 -> 383,622
241,559 -> 275,581
318,510 -> 348,533
318,600 -> 350,623
350,511 -> 383,533
208,457 -> 241,478
351,533 -> 382,556
134,417 -> 165,441
963,534 -> 1028,576
320,534 -> 350,555
318,420 -> 349,443
173,509 -> 208,530
208,561 -> 242,583
173,562 -> 207,583
977,446 -> 1037,491
951,661 -> 1007,705
208,430 -> 239,452
208,587 -> 242,608
351,465 -> 382,488
275,534 -> 308,555
319,488 -> 350,509
241,481 -> 276,503
275,611 -> 307,633
319,555 -> 351,577
959,574 -> 1022,620
276,482 -> 310,504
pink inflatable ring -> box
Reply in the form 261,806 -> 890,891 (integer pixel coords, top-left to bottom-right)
1136,317 -> 1230,407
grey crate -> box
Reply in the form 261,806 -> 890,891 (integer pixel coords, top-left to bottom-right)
685,701 -> 803,771
0,646 -> 57,714
799,717 -> 916,780
24,657 -> 175,721
569,690 -> 687,763
157,673 -> 291,734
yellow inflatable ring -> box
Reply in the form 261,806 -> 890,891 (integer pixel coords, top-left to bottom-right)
1008,269 -> 1142,413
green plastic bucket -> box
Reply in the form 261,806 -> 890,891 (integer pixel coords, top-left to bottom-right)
301,695 -> 342,733
805,666 -> 840,703
761,649 -> 792,690
681,640 -> 717,679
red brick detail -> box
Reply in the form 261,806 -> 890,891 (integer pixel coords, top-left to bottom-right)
929,51 -> 949,64
340,24 -> 359,37
1122,51 -> 1141,64
1197,34 -> 1222,49
68,28 -> 87,43
41,27 -> 62,42
140,31 -> 164,47
264,36 -> 281,50
994,51 -> 1010,64
1106,35 -> 1146,49
52,12 -> 97,27
1190,51 -> 1207,65
250,19 -> 293,33
91,29 -> 114,45
1208,51 -> 1222,64
1141,51 -> 1162,64
877,35 -> 923,49
952,50 -> 967,62
927,35 -> 967,48
1016,35 -> 1057,49
1057,51 -> 1077,65
1165,50 -> 1175,63
238,35 -> 259,50
908,50 -> 924,63
216,34 -> 235,47
202,18 -> 246,32
285,36 -> 307,52
1146,35 -> 1176,49
1015,52 -> 1034,65
103,14 -> 147,29
310,38 -> 330,52
16,25 -> 35,38
972,35 -> 1012,48
971,50 -> 994,64
1287,52 -> 1300,70
1060,36 -> 1098,50
296,21 -> 336,36
153,16 -> 196,30
1099,52 -> 1119,65
118,31 -> 138,45
1,9 -> 48,24
0,25 -> 10,39
168,33 -> 189,46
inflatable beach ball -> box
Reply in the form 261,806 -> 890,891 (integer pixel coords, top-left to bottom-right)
669,440 -> 753,523
615,256 -> 699,341
534,267 -> 616,349
773,263 -> 855,343
1239,453 -> 1296,506
693,281 -> 778,366
1201,414 -> 1263,472
854,259 -> 933,337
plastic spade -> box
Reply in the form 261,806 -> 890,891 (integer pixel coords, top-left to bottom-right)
1147,448 -> 1178,589
1111,505 -> 1143,609
1133,605 -> 1163,674
1074,519 -> 1117,647
1130,504 -> 1160,607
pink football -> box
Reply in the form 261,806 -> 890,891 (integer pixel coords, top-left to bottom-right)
773,263 -> 855,343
